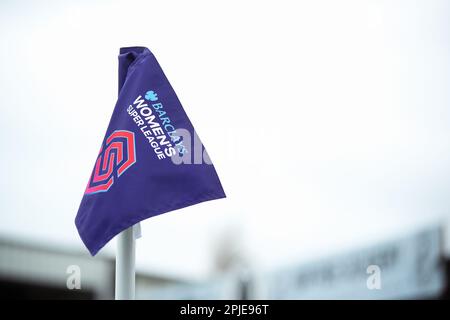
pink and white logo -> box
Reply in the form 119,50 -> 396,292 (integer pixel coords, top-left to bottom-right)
85,130 -> 136,194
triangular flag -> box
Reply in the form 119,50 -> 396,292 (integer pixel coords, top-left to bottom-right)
75,47 -> 226,255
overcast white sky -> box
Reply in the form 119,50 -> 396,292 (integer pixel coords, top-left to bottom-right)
1,0 -> 449,280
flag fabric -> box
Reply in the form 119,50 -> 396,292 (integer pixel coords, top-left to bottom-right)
75,47 -> 226,255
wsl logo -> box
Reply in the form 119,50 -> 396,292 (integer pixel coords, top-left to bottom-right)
85,130 -> 136,194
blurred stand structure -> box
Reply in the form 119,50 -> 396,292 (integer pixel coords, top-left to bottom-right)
259,226 -> 447,299
0,238 -> 184,299
0,237 -> 113,299
0,225 -> 448,299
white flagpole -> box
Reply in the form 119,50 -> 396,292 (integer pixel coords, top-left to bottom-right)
115,226 -> 135,299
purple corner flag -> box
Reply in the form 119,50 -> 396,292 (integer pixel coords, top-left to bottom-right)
75,47 -> 226,255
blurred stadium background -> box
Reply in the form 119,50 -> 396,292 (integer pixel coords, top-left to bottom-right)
0,225 -> 448,299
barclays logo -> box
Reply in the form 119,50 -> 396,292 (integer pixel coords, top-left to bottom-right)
145,90 -> 158,102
